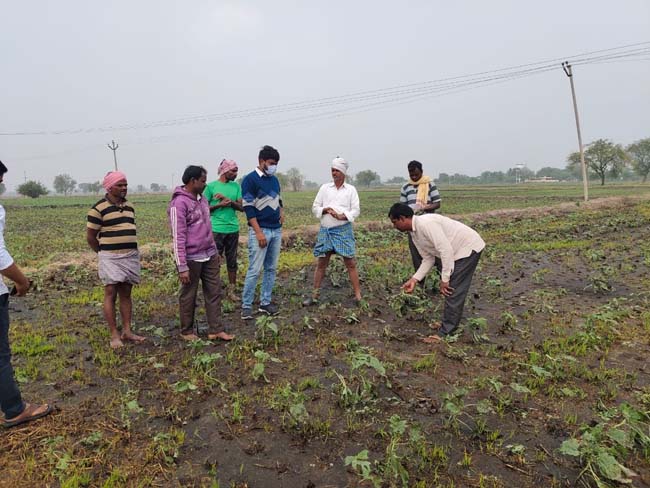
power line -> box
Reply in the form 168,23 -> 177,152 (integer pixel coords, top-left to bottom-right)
2,41 -> 648,137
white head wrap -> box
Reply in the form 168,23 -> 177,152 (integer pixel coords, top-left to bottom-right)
331,157 -> 348,175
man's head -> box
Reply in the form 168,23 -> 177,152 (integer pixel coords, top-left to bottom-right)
218,159 -> 238,182
182,165 -> 208,194
407,160 -> 423,182
388,203 -> 414,232
331,157 -> 348,186
0,160 -> 7,184
258,145 -> 280,176
103,171 -> 128,200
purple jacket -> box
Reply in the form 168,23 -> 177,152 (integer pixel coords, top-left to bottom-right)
168,186 -> 217,272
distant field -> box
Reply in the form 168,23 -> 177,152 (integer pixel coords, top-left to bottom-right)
4,183 -> 650,266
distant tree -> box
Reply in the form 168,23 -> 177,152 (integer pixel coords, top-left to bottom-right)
506,166 -> 534,182
53,173 -> 77,195
150,183 -> 161,192
286,167 -> 304,192
385,176 -> 407,185
303,180 -> 319,189
17,180 -> 49,198
136,184 -> 146,193
79,181 -> 103,194
159,185 -> 168,193
627,138 -> 650,183
0,183 -> 5,196
275,172 -> 289,189
355,170 -> 381,188
536,167 -> 572,181
567,139 -> 628,186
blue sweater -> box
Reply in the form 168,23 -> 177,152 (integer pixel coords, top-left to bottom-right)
241,170 -> 282,229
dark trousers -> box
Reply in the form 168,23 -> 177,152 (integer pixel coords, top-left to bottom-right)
0,293 -> 25,419
179,255 -> 223,335
408,234 -> 442,281
213,232 -> 239,272
440,251 -> 482,336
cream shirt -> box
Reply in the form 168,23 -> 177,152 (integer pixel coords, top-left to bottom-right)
410,214 -> 485,282
312,182 -> 360,229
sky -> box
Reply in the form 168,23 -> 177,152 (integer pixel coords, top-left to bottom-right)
1,0 -> 649,191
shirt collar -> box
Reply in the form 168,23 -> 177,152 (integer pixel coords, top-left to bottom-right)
255,167 -> 265,177
328,181 -> 347,189
410,215 -> 420,234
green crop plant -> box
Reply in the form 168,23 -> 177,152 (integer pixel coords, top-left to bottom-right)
251,349 -> 281,382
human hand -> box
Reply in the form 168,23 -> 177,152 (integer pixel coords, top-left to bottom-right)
440,281 -> 454,297
179,271 -> 191,284
256,232 -> 268,248
401,278 -> 418,294
12,278 -> 31,297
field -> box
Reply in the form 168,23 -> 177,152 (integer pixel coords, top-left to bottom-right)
2,183 -> 650,488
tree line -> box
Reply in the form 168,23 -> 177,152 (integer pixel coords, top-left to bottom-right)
5,138 -> 649,198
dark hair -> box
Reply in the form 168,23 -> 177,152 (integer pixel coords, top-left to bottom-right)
388,203 -> 414,219
0,160 -> 7,175
407,160 -> 422,172
182,165 -> 207,184
258,145 -> 280,162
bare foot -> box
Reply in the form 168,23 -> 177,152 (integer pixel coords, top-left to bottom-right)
121,332 -> 146,343
180,333 -> 200,341
208,331 -> 235,341
422,335 -> 444,344
110,337 -> 124,349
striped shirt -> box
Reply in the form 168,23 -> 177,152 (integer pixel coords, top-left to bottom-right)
87,198 -> 137,252
399,181 -> 441,211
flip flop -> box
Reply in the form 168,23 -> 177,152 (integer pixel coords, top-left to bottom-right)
3,403 -> 53,428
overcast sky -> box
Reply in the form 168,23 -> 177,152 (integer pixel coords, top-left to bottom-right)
1,0 -> 649,191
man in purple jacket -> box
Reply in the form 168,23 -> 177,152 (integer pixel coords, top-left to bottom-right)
168,165 -> 234,342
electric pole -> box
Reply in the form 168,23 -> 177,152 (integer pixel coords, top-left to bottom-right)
562,62 -> 588,202
107,140 -> 119,171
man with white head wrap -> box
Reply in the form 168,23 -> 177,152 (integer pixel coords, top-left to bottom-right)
304,157 -> 362,306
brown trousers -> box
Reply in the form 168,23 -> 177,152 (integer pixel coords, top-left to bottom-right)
179,254 -> 223,335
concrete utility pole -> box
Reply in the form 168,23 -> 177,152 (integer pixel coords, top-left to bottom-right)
562,62 -> 589,202
107,140 -> 119,171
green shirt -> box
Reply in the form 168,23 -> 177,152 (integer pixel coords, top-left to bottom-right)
203,180 -> 242,234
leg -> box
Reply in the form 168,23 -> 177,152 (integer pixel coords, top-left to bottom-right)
0,294 -> 25,419
439,251 -> 482,336
343,257 -> 362,301
117,283 -> 144,343
225,232 -> 239,288
179,260 -> 202,337
242,228 -> 268,309
260,228 -> 282,307
312,253 -> 333,294
103,284 -> 122,348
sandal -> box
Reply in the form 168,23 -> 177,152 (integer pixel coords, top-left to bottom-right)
3,403 -> 53,428
207,332 -> 235,341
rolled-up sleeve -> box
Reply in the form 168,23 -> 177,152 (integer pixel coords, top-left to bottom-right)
343,187 -> 360,223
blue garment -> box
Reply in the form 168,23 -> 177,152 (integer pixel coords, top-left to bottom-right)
0,293 -> 25,419
242,227 -> 282,308
313,222 -> 356,258
241,170 -> 282,229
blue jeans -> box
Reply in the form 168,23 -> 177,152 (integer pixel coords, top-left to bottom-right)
0,293 -> 25,420
242,227 -> 282,308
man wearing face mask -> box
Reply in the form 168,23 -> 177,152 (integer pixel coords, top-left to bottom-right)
204,159 -> 243,302
240,145 -> 284,320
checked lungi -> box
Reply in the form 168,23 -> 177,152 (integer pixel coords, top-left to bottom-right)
313,222 -> 356,258
98,250 -> 141,285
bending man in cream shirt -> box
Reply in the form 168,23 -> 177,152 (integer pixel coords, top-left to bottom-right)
389,203 -> 485,343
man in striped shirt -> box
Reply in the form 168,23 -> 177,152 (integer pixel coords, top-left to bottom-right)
400,160 -> 442,279
87,171 -> 145,349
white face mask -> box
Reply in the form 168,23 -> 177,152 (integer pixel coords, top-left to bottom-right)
265,164 -> 278,176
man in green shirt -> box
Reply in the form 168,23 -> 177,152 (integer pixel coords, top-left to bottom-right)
204,159 -> 243,301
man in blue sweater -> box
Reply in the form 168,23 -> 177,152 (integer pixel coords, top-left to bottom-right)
241,145 -> 284,319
